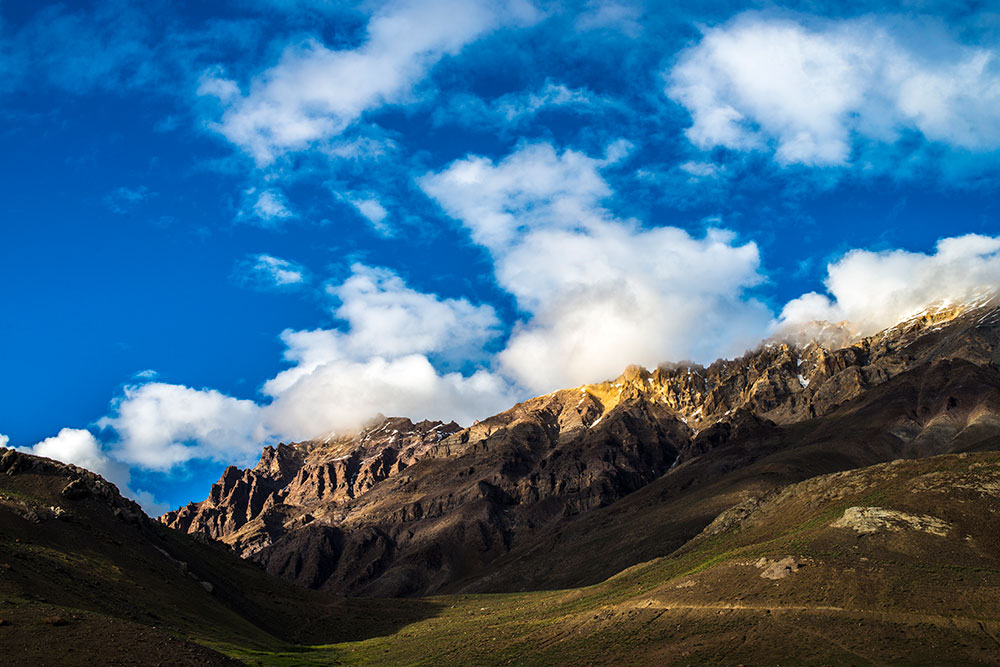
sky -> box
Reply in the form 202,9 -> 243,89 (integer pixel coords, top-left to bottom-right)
2,0 -> 1000,513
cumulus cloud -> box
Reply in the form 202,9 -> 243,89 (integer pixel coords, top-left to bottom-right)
421,141 -> 770,392
99,263 -> 510,460
259,263 -> 511,438
0,433 -> 8,447
326,263 -> 501,365
201,0 -> 539,163
780,233 -> 1000,335
668,13 -> 1000,166
234,253 -> 308,289
16,428 -> 167,515
98,384 -> 266,471
263,355 -> 515,442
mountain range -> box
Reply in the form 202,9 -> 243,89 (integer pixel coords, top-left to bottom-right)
2,295 -> 1000,664
164,296 -> 1000,597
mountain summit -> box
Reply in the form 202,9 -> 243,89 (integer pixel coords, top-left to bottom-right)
162,296 -> 1000,596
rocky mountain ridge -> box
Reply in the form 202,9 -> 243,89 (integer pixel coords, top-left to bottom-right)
162,294 -> 1000,596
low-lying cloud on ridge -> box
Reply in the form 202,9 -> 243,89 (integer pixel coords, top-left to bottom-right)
780,234 -> 1000,334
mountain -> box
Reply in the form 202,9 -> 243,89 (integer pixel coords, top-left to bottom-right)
163,295 -> 1000,597
6,440 -> 1000,664
5,296 -> 1000,664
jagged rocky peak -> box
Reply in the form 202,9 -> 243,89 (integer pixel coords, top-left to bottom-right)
160,415 -> 461,543
253,442 -> 305,482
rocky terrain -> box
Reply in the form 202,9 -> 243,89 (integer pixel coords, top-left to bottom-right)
7,442 -> 1000,665
163,295 -> 1000,597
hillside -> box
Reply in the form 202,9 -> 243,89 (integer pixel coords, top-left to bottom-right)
164,296 -> 1000,597
0,449 -> 448,665
5,446 -> 999,664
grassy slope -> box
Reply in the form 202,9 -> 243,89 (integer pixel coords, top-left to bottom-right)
3,450 -> 1000,665
216,452 -> 1000,666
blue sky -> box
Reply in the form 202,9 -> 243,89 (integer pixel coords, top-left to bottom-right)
3,0 -> 1000,513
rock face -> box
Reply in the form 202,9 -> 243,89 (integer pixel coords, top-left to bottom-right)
162,295 -> 1000,596
163,418 -> 461,558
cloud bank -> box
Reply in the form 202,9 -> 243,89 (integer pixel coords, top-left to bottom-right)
668,13 -> 1000,166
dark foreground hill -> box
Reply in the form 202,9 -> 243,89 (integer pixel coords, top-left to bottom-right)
165,297 -> 1000,597
0,449 -> 444,665
3,446 -> 1000,664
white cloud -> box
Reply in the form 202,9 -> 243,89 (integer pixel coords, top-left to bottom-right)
235,253 -> 308,288
17,428 -> 168,515
100,263 -> 508,454
262,355 -> 515,441
201,0 -> 538,164
260,263 -> 510,438
98,384 -> 266,471
24,428 -> 128,487
343,194 -> 391,234
780,233 -> 1000,335
238,188 -> 295,226
327,263 -> 501,364
421,141 -> 770,392
667,14 -> 1000,166
0,433 -> 8,447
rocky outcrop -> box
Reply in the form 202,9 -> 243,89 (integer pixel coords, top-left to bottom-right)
832,506 -> 953,536
0,448 -> 146,525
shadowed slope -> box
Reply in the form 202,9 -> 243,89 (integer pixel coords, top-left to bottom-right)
0,449 -> 443,665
